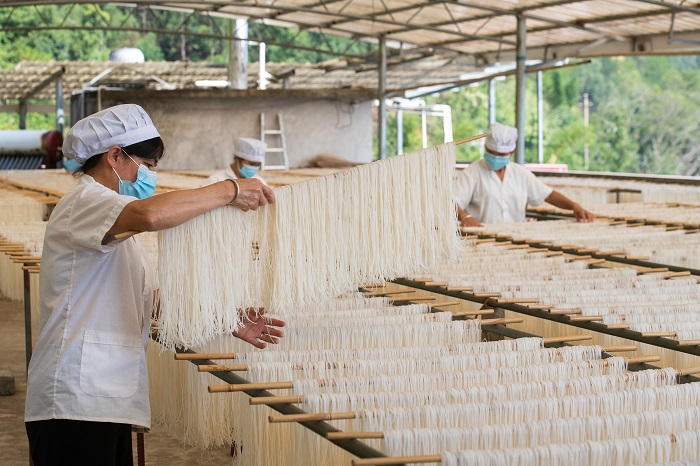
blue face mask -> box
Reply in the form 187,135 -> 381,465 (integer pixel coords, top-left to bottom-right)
113,151 -> 157,199
63,157 -> 82,173
239,163 -> 260,179
484,152 -> 511,171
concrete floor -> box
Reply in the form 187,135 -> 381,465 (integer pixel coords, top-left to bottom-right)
0,298 -> 232,466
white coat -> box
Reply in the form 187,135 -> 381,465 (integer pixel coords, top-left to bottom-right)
25,175 -> 157,428
455,159 -> 553,223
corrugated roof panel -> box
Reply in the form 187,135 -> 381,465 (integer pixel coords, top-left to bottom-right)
1,0 -> 699,99
526,28 -> 602,47
530,0 -> 663,22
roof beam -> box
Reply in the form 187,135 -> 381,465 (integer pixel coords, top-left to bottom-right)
265,0 -> 347,20
330,0 -> 618,46
0,0 -> 516,45
441,0 -> 620,38
23,66 -> 65,100
0,24 -> 368,59
390,2 -> 700,54
473,4 -> 700,46
313,0 -> 442,28
327,5 -> 500,41
475,30 -> 700,64
633,0 -> 700,16
223,0 -> 516,44
517,0 -> 590,12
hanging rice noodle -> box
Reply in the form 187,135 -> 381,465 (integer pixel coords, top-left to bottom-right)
157,144 -> 460,348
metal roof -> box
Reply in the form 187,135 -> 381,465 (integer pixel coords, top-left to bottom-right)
1,1 -> 699,101
2,1 -> 700,66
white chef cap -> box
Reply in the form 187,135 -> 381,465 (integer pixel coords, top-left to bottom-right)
234,138 -> 267,163
485,122 -> 518,154
62,104 -> 160,163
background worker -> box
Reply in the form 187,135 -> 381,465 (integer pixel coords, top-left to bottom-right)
456,122 -> 596,227
204,137 -> 268,186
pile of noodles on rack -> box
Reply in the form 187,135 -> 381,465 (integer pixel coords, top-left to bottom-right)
147,291 -> 700,465
418,236 -> 700,370
476,219 -> 700,270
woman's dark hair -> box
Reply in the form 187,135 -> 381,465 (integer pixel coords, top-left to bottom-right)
75,136 -> 165,176
123,136 -> 166,163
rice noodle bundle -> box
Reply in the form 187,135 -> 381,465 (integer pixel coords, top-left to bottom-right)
157,144 -> 460,348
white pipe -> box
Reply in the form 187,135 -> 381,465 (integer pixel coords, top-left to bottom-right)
0,130 -> 47,155
515,15 -> 527,165
397,109 -> 404,155
258,42 -> 268,90
230,19 -> 248,90
537,70 -> 544,164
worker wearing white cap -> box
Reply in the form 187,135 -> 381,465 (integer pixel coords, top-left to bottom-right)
24,104 -> 284,466
456,122 -> 595,226
203,137 -> 268,186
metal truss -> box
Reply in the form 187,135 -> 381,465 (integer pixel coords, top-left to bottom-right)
0,3 -> 376,59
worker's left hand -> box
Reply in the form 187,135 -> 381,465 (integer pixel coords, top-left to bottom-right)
232,308 -> 286,349
573,204 -> 596,223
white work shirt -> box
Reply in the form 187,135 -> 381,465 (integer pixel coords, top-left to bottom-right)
455,159 -> 553,223
25,175 -> 157,428
203,165 -> 267,186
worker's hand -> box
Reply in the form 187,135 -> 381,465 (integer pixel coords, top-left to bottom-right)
231,179 -> 276,212
232,308 -> 285,349
460,216 -> 483,228
573,204 -> 596,223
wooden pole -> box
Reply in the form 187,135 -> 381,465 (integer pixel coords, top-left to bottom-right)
548,308 -> 581,315
113,230 -> 139,241
677,366 -> 700,376
250,395 -> 303,405
353,455 -> 441,466
568,315 -> 603,322
640,332 -> 676,338
209,381 -> 293,393
268,412 -> 355,423
454,133 -> 487,145
601,345 -> 637,352
430,301 -> 461,307
480,317 -> 523,325
677,340 -> 700,347
362,290 -> 416,297
174,353 -> 237,360
327,431 -> 384,440
198,364 -> 248,372
618,355 -> 661,365
490,297 -> 540,304
451,309 -> 494,317
542,335 -> 592,344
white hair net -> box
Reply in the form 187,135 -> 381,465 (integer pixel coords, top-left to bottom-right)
62,104 -> 160,163
485,122 -> 518,154
234,138 -> 267,163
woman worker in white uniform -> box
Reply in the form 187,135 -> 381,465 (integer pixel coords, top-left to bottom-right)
204,137 -> 268,186
24,104 -> 284,465
456,122 -> 596,227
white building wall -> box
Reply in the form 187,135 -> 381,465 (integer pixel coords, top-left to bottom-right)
101,90 -> 373,169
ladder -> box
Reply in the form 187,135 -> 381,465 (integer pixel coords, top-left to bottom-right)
260,112 -> 289,170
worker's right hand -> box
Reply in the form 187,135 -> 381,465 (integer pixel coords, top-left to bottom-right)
460,216 -> 483,228
231,179 -> 276,212
232,308 -> 286,349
